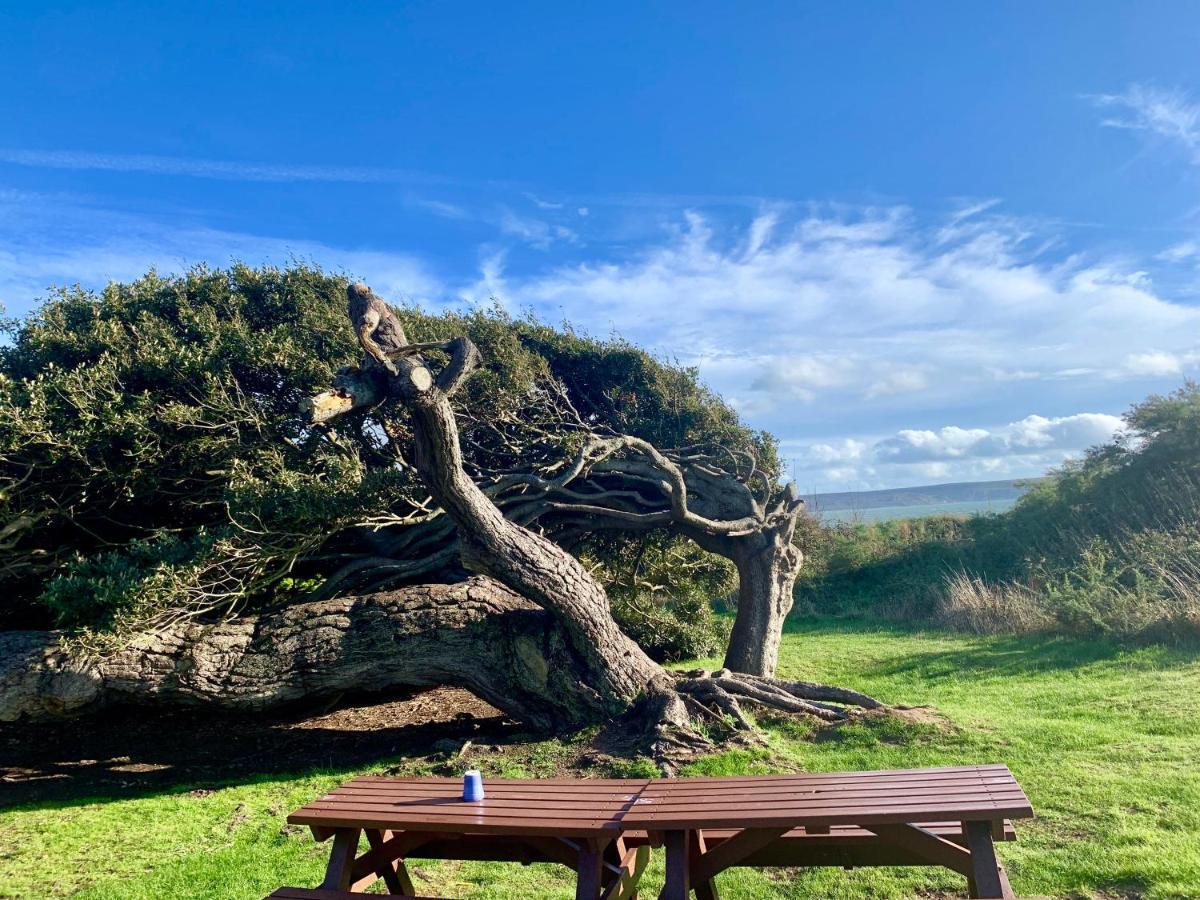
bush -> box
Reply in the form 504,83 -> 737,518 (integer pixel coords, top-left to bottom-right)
797,383 -> 1200,646
0,264 -> 756,660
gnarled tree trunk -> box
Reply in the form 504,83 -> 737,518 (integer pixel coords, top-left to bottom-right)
0,578 -> 607,729
311,284 -> 881,760
308,336 -> 809,680
2,283 -> 884,768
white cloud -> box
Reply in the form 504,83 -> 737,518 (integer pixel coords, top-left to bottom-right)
497,207 -> 1200,419
865,367 -> 929,399
0,148 -> 459,185
1118,348 -> 1195,376
4,185 -> 1194,491
0,190 -> 444,308
498,209 -> 578,249
410,198 -> 470,220
1087,84 -> 1200,163
524,192 -> 564,210
806,438 -> 868,465
1158,240 -> 1200,263
787,412 -> 1125,490
874,413 -> 1122,463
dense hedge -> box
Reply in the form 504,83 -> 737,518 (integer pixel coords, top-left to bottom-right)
796,383 -> 1200,644
0,264 -> 773,657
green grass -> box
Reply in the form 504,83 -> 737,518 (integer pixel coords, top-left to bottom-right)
3,620 -> 1198,898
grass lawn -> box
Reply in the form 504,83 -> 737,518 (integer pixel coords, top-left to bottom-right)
2,620 -> 1198,898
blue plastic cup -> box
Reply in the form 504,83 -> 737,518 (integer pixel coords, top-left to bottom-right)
462,770 -> 484,802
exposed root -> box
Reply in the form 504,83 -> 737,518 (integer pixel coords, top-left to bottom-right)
634,670 -> 887,772
675,668 -> 883,724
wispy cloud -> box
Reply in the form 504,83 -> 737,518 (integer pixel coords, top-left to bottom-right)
498,208 -> 578,249
1087,84 -> 1200,163
0,148 -> 463,186
4,187 -> 1196,489
788,412 -> 1124,490
0,189 -> 443,308
501,208 -> 1200,413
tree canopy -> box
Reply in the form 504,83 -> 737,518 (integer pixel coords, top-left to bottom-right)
1,265 -> 776,657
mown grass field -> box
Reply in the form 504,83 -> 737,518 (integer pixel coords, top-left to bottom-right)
3,619 -> 1198,899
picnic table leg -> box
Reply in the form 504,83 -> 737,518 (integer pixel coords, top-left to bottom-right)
964,821 -> 1015,899
364,828 -> 417,895
688,830 -> 720,900
658,830 -> 690,900
601,837 -> 650,900
320,827 -> 361,890
575,837 -> 613,900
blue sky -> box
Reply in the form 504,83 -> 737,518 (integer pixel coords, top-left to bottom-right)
2,2 -> 1200,490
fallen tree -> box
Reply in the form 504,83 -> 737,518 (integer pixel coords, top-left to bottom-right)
1,283 -> 883,765
297,283 -> 882,757
2,265 -> 802,674
309,367 -> 807,676
0,579 -> 604,728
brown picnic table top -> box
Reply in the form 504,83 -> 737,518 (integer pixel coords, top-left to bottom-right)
285,765 -> 1033,899
620,763 -> 1033,830
287,764 -> 1031,836
289,775 -> 652,837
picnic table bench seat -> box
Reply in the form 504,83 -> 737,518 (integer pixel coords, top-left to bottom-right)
281,764 -> 1031,899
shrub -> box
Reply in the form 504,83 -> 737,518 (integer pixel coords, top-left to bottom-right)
0,264 -> 757,660
797,383 -> 1200,647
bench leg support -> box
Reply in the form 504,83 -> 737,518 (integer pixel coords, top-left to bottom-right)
658,830 -> 690,900
320,828 -> 361,891
688,830 -> 720,900
576,837 -> 612,900
362,828 -> 416,895
965,821 -> 1015,899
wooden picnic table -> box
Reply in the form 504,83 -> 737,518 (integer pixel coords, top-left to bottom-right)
286,775 -> 651,899
620,764 -> 1032,899
284,764 -> 1032,899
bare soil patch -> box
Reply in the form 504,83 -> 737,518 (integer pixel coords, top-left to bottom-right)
0,687 -> 509,807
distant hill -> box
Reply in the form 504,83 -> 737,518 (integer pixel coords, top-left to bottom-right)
805,479 -> 1037,513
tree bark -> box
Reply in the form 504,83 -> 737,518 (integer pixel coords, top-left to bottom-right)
720,525 -> 803,676
307,349 -> 809,679
0,578 -> 609,730
346,287 -> 669,717
0,283 -> 887,764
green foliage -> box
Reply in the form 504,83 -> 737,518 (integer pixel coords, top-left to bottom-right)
0,264 -> 760,658
582,531 -> 734,661
797,383 -> 1200,644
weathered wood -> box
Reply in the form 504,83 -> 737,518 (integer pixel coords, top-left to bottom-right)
599,840 -> 649,900
309,285 -> 676,722
688,829 -> 720,900
320,828 -> 361,891
290,769 -> 1030,899
0,578 -> 613,730
965,820 -> 1016,899
691,826 -> 790,883
362,829 -> 413,895
659,830 -> 690,900
863,824 -> 974,876
575,838 -> 611,900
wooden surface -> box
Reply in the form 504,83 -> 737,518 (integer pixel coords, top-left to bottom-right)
288,766 -> 1031,837
620,764 -> 1032,831
288,776 -> 650,838
284,766 -> 1031,899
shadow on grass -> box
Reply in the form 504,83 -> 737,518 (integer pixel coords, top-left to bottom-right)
0,687 -> 528,810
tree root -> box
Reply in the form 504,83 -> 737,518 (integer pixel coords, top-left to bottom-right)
638,669 -> 886,772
